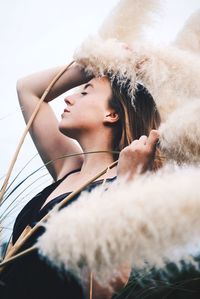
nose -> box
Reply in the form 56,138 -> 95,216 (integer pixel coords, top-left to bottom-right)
64,96 -> 74,106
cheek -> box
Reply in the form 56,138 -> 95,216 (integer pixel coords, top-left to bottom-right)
78,111 -> 104,128
76,101 -> 106,124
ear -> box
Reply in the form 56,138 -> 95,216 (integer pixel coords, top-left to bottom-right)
103,110 -> 119,125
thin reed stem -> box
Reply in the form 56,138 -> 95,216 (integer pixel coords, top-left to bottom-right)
0,173 -> 49,221
3,153 -> 38,195
90,272 -> 93,299
0,246 -> 37,268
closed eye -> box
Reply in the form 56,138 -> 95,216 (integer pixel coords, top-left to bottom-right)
81,92 -> 87,96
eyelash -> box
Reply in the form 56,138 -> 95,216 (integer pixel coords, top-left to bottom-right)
81,92 -> 87,96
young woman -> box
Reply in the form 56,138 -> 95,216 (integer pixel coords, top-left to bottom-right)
1,62 -> 161,299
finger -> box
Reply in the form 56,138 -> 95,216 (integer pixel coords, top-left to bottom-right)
146,130 -> 160,148
139,135 -> 148,144
131,139 -> 139,145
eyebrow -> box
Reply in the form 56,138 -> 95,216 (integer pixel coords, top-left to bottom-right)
83,83 -> 94,90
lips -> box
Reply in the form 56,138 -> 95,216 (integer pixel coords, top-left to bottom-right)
61,108 -> 70,118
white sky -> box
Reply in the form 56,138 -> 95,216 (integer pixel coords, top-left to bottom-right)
0,0 -> 200,189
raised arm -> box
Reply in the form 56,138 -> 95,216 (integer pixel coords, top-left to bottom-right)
16,63 -> 90,180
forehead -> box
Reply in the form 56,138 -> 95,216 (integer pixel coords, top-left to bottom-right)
87,76 -> 112,93
90,76 -> 110,86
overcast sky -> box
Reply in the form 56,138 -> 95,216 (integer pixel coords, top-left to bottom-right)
1,0 -> 200,184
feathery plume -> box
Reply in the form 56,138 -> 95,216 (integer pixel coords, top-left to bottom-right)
160,100 -> 200,164
74,0 -> 161,98
38,166 -> 200,286
99,0 -> 160,43
174,9 -> 200,55
74,36 -> 137,96
136,45 -> 200,119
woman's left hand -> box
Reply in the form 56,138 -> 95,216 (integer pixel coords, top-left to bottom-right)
117,130 -> 160,181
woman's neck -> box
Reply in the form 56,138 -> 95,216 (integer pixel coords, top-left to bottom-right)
78,132 -> 116,178
80,152 -> 115,177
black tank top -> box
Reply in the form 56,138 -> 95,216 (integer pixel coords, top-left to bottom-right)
12,169 -> 116,244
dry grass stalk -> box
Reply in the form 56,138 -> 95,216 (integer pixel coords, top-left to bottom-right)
0,246 -> 37,268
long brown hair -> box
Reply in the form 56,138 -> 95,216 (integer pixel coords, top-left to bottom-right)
108,78 -> 163,169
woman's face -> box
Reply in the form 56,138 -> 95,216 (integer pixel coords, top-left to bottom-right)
59,76 -> 113,139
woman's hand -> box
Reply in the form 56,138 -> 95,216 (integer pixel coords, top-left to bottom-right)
117,130 -> 160,181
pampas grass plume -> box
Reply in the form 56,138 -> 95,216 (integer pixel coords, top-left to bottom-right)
74,36 -> 137,96
174,9 -> 200,55
160,100 -> 200,164
99,0 -> 160,43
38,166 -> 200,285
136,45 -> 200,119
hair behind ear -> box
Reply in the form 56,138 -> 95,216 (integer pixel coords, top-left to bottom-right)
109,79 -> 161,158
